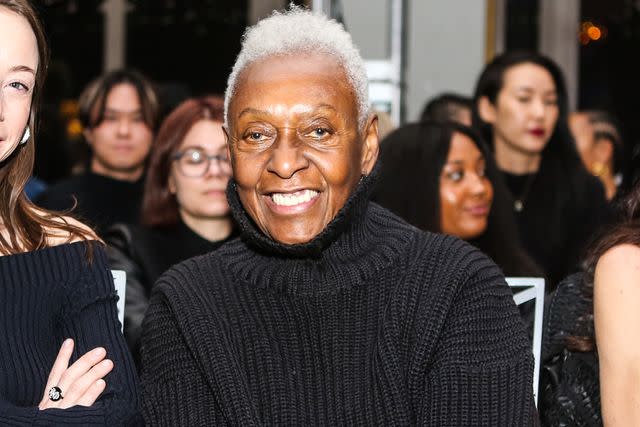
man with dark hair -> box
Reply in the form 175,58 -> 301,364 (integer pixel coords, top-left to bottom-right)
37,69 -> 159,234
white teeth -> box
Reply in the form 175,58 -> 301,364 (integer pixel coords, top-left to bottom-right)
271,190 -> 319,207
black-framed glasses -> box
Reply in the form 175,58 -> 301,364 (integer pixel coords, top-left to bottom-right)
172,147 -> 231,177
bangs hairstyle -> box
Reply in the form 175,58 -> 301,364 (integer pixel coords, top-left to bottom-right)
471,50 -> 582,169
0,0 -> 93,254
375,120 -> 540,276
79,68 -> 159,131
141,95 -> 225,227
224,5 -> 369,129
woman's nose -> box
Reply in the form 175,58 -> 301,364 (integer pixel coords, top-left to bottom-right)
266,131 -> 309,179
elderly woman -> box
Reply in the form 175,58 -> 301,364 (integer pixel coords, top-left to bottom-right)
140,7 -> 536,425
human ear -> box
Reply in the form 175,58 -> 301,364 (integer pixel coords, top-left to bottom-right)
83,128 -> 94,146
168,172 -> 177,195
223,126 -> 234,168
478,96 -> 497,124
360,113 -> 380,175
593,139 -> 614,164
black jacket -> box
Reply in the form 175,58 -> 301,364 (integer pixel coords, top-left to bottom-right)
105,221 -> 232,366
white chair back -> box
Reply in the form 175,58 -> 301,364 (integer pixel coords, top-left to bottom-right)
111,270 -> 126,333
506,277 -> 545,404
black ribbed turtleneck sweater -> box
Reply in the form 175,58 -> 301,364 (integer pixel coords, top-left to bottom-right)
139,174 -> 537,426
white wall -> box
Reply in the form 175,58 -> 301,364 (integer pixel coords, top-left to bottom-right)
339,0 -> 487,124
341,0 -> 389,59
405,0 -> 487,121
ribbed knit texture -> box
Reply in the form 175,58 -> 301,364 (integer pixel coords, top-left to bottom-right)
0,242 -> 141,425
140,175 -> 536,426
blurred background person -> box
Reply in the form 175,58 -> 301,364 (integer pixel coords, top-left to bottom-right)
106,95 -> 235,366
570,110 -> 624,201
472,51 -> 610,291
36,69 -> 159,235
376,120 -> 539,277
420,92 -> 473,125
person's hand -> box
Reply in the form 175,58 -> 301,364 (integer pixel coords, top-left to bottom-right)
38,338 -> 113,410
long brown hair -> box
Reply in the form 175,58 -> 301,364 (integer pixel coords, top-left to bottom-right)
141,95 -> 225,227
0,0 -> 93,254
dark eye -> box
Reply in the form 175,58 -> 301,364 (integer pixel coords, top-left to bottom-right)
249,132 -> 264,141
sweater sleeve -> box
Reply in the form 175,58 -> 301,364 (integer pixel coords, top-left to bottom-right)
139,278 -> 226,426
40,246 -> 141,426
418,245 -> 538,426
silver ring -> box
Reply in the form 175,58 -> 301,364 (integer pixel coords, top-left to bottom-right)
48,386 -> 64,401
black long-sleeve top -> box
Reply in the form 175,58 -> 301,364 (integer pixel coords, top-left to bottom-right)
503,168 -> 609,290
0,242 -> 141,425
36,172 -> 144,236
139,175 -> 537,426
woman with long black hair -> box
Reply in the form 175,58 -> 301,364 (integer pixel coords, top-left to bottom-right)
375,120 -> 539,277
472,51 -> 609,290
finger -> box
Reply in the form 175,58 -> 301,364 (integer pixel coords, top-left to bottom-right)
75,379 -> 107,407
63,359 -> 113,403
40,338 -> 74,407
44,338 -> 74,390
56,347 -> 106,395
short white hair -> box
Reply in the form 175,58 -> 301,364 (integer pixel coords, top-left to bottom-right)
224,5 -> 369,129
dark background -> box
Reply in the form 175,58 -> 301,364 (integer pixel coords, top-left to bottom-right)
30,0 -> 640,182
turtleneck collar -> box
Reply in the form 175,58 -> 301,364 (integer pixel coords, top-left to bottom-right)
226,168 -> 378,259
222,166 -> 411,295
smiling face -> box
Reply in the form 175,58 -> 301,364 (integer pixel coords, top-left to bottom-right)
226,52 -> 378,244
169,119 -> 231,221
439,131 -> 494,240
0,7 -> 38,163
481,62 -> 559,157
85,83 -> 154,181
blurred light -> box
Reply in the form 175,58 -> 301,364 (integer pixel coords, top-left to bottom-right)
66,118 -> 83,139
587,26 -> 602,40
579,33 -> 590,45
59,100 -> 78,116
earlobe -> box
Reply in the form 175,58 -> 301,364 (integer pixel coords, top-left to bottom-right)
223,126 -> 234,168
360,114 -> 380,175
478,96 -> 497,124
168,174 -> 177,195
83,129 -> 93,146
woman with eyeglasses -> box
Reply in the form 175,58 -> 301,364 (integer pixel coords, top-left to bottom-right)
106,96 -> 235,366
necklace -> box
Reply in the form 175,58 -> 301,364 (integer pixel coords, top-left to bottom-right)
513,172 -> 537,213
